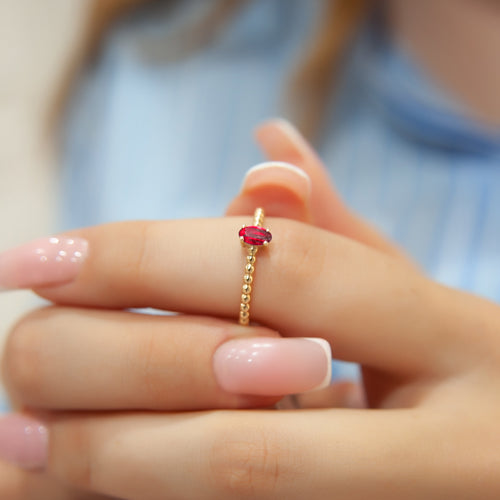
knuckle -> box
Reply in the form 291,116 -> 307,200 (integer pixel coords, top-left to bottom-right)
51,419 -> 94,490
208,418 -> 292,499
127,221 -> 158,282
274,220 -> 328,289
133,328 -> 167,404
2,308 -> 55,402
105,221 -> 159,298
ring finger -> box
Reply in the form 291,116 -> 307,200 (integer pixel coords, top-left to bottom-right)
0,217 -> 482,376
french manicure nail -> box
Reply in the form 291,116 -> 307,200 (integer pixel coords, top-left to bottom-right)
243,161 -> 310,184
0,414 -> 48,469
0,236 -> 88,290
213,337 -> 331,396
344,384 -> 367,409
242,161 -> 311,197
271,118 -> 304,140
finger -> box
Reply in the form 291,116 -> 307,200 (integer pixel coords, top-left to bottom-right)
38,410 -> 493,500
2,218 -> 468,374
295,380 -> 366,409
225,161 -> 314,223
255,119 -> 407,260
0,459 -> 105,499
3,308 -> 333,410
275,381 -> 366,410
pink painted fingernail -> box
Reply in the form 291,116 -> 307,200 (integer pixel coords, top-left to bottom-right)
0,414 -> 48,469
213,337 -> 331,396
0,236 -> 88,290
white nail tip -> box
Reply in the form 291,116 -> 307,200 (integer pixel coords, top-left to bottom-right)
243,161 -> 311,184
270,118 -> 303,138
304,337 -> 332,392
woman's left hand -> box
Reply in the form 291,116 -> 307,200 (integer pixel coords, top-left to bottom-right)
2,122 -> 500,500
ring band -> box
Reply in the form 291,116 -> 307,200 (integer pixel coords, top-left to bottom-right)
238,208 -> 272,326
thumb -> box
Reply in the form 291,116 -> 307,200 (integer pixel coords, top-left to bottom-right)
225,161 -> 314,223
254,119 -> 407,260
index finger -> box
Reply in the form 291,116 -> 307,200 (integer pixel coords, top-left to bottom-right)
255,120 -> 407,260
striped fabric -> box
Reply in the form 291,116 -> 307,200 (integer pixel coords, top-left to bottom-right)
56,0 -> 500,383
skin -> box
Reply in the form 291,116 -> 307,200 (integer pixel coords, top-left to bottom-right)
2,120 -> 500,499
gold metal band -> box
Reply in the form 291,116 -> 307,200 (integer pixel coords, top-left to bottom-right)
239,208 -> 269,326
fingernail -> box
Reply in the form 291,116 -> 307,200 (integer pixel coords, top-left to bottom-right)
242,161 -> 311,197
213,337 -> 331,396
0,414 -> 48,469
270,118 -> 305,143
0,236 -> 88,290
256,118 -> 312,162
344,384 -> 367,409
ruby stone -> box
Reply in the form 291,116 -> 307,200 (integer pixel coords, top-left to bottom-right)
239,226 -> 272,246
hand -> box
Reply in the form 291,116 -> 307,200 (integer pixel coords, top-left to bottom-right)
2,121 -> 500,499
0,119 -> 365,498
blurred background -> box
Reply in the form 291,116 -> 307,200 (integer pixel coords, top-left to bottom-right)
0,1 -> 89,352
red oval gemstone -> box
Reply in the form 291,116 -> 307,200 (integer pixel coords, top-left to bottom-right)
239,226 -> 272,246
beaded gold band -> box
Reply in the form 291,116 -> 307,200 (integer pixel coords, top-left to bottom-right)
238,208 -> 272,326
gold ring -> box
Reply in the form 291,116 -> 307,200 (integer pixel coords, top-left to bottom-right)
238,208 -> 272,326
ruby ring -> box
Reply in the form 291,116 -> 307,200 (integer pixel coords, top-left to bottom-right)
238,208 -> 272,326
